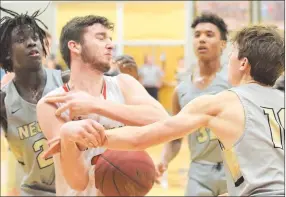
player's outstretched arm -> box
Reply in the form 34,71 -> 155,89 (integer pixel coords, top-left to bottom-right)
103,94 -> 220,150
104,91 -> 243,151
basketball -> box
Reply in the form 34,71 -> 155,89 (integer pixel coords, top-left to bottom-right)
91,149 -> 156,196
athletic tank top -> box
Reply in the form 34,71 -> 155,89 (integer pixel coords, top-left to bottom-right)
46,75 -> 125,196
177,65 -> 231,164
2,68 -> 63,196
222,83 -> 284,196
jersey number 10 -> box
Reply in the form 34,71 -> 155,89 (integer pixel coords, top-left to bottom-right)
262,107 -> 285,149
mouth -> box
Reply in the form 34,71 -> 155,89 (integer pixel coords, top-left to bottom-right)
28,49 -> 40,57
197,46 -> 208,53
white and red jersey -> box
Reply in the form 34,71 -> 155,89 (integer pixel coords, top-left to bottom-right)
45,76 -> 125,196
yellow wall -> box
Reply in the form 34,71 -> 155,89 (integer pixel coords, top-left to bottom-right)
124,2 -> 185,40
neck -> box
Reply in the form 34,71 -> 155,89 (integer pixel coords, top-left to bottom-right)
197,58 -> 221,76
69,60 -> 104,96
13,66 -> 46,90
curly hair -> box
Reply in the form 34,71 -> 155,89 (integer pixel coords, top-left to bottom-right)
191,12 -> 228,41
232,25 -> 284,86
59,15 -> 114,68
0,6 -> 49,73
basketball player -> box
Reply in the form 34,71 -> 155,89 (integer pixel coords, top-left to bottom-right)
0,6 -> 71,196
36,15 -> 168,196
158,13 -> 230,196
47,25 -> 284,196
100,25 -> 284,196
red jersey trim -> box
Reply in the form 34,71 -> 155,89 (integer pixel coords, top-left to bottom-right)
62,80 -> 107,99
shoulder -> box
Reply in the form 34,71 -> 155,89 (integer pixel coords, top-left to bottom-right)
37,87 -> 64,113
115,73 -> 139,85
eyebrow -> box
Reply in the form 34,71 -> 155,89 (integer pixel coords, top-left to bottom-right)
195,30 -> 214,34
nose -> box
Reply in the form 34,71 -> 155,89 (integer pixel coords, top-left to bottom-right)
26,37 -> 36,48
105,39 -> 114,50
198,35 -> 206,44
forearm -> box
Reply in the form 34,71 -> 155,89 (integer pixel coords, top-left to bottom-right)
161,139 -> 183,164
105,113 -> 209,151
60,132 -> 89,191
94,100 -> 169,126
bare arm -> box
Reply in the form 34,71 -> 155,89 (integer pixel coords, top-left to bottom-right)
160,89 -> 183,165
92,74 -> 169,126
37,100 -> 89,191
104,91 -> 242,151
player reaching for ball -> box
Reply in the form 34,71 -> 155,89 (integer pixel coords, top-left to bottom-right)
44,25 -> 284,196
36,15 -> 169,196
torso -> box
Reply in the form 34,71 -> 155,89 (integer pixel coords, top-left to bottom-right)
221,84 -> 285,196
48,75 -> 126,196
0,68 -> 63,196
177,65 -> 231,164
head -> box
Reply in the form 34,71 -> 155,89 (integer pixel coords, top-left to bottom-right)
191,12 -> 228,61
60,15 -> 114,73
144,55 -> 154,65
228,25 -> 284,86
0,7 -> 48,73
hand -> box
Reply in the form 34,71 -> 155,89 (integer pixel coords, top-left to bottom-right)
154,162 -> 168,184
45,91 -> 101,120
42,119 -> 107,159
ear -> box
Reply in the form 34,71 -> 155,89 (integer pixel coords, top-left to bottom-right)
239,57 -> 250,72
67,40 -> 81,55
221,40 -> 227,51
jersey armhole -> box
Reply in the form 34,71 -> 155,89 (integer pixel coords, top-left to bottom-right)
228,89 -> 250,148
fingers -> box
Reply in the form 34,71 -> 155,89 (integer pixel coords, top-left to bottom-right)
42,142 -> 61,159
47,137 -> 61,146
90,120 -> 106,146
45,95 -> 69,104
55,103 -> 72,116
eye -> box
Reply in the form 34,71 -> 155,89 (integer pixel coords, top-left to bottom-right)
32,34 -> 39,41
207,32 -> 214,37
194,33 -> 200,38
17,38 -> 25,43
96,35 -> 105,40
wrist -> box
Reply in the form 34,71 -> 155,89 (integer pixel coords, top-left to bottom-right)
91,99 -> 104,114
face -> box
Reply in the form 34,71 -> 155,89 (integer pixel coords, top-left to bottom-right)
193,23 -> 225,61
10,25 -> 43,71
79,23 -> 114,73
227,44 -> 245,86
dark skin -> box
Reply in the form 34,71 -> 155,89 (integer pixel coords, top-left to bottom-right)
0,25 -> 70,131
0,25 -> 137,131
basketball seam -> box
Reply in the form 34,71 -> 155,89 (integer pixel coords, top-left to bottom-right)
100,155 -> 149,190
101,166 -> 108,193
112,168 -> 122,196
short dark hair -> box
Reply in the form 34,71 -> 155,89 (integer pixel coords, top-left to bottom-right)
0,7 -> 48,72
232,25 -> 284,86
191,12 -> 228,41
59,15 -> 114,68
